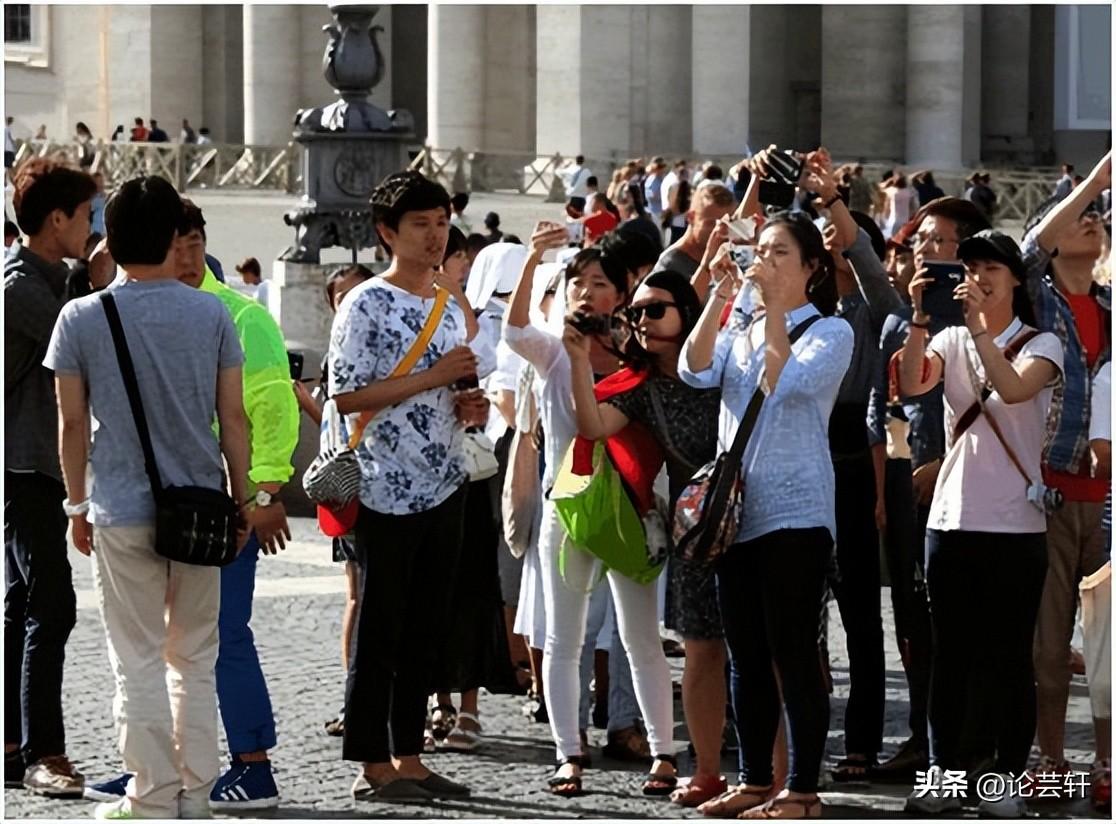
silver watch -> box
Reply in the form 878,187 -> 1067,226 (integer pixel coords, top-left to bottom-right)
255,490 -> 275,508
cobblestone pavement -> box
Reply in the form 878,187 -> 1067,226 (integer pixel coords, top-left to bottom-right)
5,518 -> 1102,819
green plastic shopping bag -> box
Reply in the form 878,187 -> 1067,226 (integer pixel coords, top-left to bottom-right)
551,441 -> 664,586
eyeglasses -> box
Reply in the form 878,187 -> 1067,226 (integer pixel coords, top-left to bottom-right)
628,301 -> 677,321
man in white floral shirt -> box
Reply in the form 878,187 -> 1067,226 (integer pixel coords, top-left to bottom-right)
328,171 -> 489,803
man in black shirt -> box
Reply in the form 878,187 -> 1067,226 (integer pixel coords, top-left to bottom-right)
4,158 -> 96,797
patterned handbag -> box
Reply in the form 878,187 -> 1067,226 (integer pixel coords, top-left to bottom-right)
672,315 -> 821,564
303,399 -> 364,505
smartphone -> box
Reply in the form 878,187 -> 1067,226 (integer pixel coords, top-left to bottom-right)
566,220 -> 584,245
287,351 -> 304,382
921,261 -> 966,327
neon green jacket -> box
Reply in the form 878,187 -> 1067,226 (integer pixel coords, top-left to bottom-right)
201,268 -> 299,484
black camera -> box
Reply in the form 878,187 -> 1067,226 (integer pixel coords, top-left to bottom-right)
570,311 -> 613,336
758,149 -> 804,209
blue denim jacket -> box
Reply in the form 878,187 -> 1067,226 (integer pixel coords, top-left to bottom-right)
866,305 -> 947,469
1020,230 -> 1111,475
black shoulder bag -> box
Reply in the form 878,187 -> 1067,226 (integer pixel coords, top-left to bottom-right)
102,294 -> 241,566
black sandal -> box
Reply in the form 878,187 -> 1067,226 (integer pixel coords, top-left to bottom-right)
642,753 -> 678,796
548,755 -> 587,797
831,755 -> 876,783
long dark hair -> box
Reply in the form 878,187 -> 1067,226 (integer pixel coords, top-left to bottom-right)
620,269 -> 702,373
1013,278 -> 1038,329
760,211 -> 838,316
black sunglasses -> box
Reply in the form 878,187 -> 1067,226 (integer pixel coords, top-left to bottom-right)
628,301 -> 677,321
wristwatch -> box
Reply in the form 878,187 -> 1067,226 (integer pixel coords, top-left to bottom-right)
255,489 -> 277,508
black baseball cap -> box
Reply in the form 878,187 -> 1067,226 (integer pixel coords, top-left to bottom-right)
958,229 -> 1026,281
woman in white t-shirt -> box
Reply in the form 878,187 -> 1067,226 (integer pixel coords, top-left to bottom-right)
898,230 -> 1064,817
504,222 -> 675,798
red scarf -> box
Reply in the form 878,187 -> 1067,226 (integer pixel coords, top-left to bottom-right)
570,366 -> 664,515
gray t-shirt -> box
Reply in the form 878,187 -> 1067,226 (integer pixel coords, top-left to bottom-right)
652,245 -> 700,281
44,279 -> 244,527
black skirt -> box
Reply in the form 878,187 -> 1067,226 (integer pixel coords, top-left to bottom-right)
430,476 -> 518,695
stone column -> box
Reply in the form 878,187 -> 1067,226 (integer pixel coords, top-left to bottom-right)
821,5 -> 906,162
643,6 -> 692,157
535,5 -> 633,159
981,5 -> 1031,159
906,6 -> 982,169
482,5 -> 536,153
243,5 -> 300,145
692,5 -> 750,156
427,5 -> 485,151
202,5 -> 243,143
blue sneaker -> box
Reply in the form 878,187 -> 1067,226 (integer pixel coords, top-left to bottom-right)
209,760 -> 279,810
84,773 -> 133,802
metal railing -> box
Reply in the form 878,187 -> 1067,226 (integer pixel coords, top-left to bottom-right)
11,138 -> 1068,222
11,139 -> 300,193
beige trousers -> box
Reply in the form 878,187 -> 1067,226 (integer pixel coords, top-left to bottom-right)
92,525 -> 221,818
1033,500 -> 1107,755
1080,561 -> 1112,720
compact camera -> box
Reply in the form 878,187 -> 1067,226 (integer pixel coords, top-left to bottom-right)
1026,483 -> 1065,515
758,149 -> 804,209
569,311 -> 613,336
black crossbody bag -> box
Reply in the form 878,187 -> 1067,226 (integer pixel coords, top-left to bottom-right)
102,294 -> 240,566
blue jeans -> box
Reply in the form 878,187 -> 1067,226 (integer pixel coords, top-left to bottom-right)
4,472 -> 75,763
215,537 -> 276,754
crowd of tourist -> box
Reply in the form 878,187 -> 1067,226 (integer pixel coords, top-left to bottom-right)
3,140 -> 1112,821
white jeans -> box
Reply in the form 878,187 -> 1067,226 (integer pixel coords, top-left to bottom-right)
538,503 -> 673,760
92,525 -> 221,818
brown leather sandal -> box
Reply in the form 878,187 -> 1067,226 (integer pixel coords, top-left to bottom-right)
737,794 -> 822,819
698,786 -> 772,818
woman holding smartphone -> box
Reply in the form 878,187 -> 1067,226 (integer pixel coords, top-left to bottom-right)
504,222 -> 675,798
678,211 -> 853,819
898,230 -> 1063,818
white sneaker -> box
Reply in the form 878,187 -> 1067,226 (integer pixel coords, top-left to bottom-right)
904,766 -> 964,815
977,774 -> 1028,819
93,799 -> 137,820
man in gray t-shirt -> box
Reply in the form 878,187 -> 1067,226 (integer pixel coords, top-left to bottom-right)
45,280 -> 243,525
43,176 -> 249,819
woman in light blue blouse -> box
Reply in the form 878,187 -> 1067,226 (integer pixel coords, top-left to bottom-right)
678,212 -> 853,819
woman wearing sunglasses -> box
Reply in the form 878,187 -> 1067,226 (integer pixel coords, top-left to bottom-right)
566,269 -> 726,804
